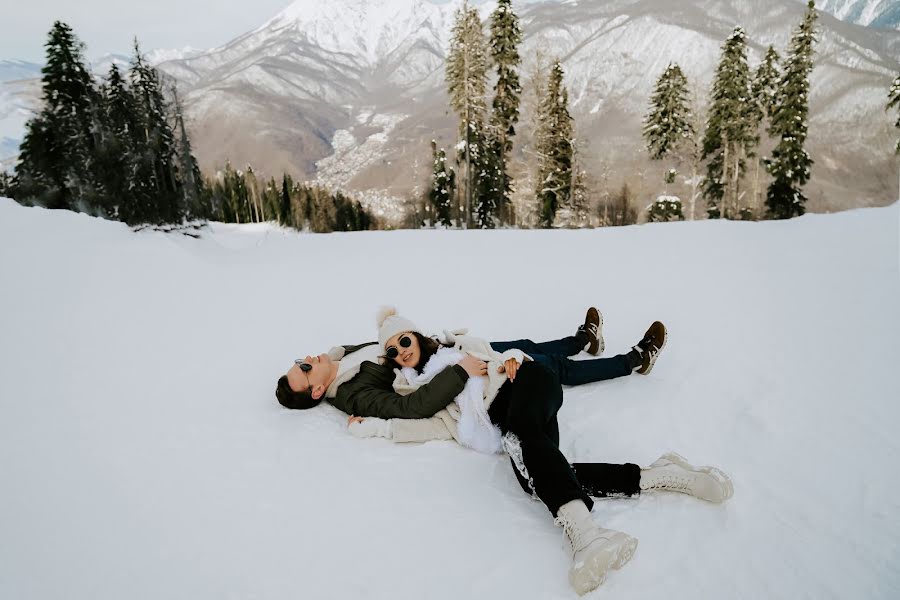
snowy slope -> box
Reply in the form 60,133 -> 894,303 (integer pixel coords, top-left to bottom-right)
809,0 -> 900,29
1,198 -> 898,599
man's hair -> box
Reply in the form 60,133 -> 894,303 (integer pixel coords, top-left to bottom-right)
275,375 -> 321,410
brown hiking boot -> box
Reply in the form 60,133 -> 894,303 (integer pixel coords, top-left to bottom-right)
577,307 -> 604,355
633,321 -> 667,375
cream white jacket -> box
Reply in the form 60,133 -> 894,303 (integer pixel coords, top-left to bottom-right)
349,334 -> 529,449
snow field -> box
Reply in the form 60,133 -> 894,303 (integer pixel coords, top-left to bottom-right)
0,197 -> 898,599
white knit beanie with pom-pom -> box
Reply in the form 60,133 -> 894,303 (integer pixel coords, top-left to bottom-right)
377,306 -> 422,349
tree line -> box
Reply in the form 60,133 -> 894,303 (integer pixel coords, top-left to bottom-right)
3,21 -> 375,233
643,2 -> 820,222
432,0 -> 899,228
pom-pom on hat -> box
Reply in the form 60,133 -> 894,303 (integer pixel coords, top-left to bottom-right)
377,306 -> 422,349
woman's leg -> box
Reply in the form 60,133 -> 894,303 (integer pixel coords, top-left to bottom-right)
488,362 -> 593,516
572,463 -> 641,498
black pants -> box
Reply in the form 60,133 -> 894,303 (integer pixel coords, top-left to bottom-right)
488,361 -> 641,516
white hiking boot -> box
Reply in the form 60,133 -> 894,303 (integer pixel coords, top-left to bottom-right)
640,452 -> 734,503
555,500 -> 638,595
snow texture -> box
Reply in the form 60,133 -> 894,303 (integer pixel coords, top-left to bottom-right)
0,197 -> 898,599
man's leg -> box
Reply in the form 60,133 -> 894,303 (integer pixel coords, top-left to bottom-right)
532,352 -> 636,386
489,307 -> 602,358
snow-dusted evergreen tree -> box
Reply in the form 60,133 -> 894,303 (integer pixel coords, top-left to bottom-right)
171,86 -> 204,220
701,27 -> 755,219
489,0 -> 522,226
279,174 -> 293,226
0,172 -> 11,197
129,39 -> 182,225
748,45 -> 780,215
94,63 -> 137,219
647,196 -> 685,222
428,140 -> 455,227
643,63 -> 693,161
765,1 -> 818,220
446,1 -> 489,227
14,21 -> 99,210
889,72 -> 900,154
887,72 -> 900,201
535,60 -> 574,228
643,63 -> 693,221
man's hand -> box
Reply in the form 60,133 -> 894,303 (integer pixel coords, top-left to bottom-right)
348,415 -> 364,426
498,357 -> 520,381
459,354 -> 488,378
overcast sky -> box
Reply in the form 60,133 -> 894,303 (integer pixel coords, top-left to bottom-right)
3,0 -> 540,64
5,0 -> 451,63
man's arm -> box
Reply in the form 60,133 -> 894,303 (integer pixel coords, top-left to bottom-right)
333,362 -> 468,419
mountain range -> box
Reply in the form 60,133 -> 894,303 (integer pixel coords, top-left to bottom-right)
2,0 -> 899,217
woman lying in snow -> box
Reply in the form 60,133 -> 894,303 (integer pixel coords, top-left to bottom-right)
347,307 -> 734,595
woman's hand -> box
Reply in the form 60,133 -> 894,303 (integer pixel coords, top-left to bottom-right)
348,415 -> 364,427
499,357 -> 520,381
459,354 -> 488,377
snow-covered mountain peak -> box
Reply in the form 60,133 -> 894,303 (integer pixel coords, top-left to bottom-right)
254,0 -> 464,63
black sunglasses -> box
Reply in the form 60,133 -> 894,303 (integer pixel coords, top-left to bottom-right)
385,335 -> 413,359
294,360 -> 312,372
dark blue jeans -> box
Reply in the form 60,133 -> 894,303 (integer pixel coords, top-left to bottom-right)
490,335 -> 631,386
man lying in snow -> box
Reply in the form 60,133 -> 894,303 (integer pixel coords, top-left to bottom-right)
275,307 -> 733,595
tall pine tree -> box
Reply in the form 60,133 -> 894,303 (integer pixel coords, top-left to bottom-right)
887,72 -> 900,201
129,39 -> 182,225
765,1 -> 818,219
428,140 -> 455,227
643,63 -> 693,161
535,60 -> 574,228
488,0 -> 522,226
701,27 -> 755,219
172,86 -> 204,220
446,1 -> 489,227
14,21 -> 99,210
643,63 -> 693,220
748,45 -> 780,215
96,63 -> 140,219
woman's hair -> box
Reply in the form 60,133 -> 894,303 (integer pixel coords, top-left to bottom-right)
384,331 -> 445,373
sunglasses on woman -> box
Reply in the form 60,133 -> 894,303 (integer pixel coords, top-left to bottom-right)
385,335 -> 413,359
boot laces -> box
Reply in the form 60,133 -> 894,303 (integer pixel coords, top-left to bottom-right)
649,473 -> 692,492
555,514 -> 588,555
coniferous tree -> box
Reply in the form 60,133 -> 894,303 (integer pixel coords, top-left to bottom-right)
129,39 -> 182,225
647,196 -> 685,222
643,63 -> 693,220
643,63 -> 693,161
446,1 -> 489,227
888,72 -> 900,200
279,174 -> 293,226
0,172 -> 11,197
488,0 -> 522,225
428,140 -> 455,227
765,1 -> 818,219
702,27 -> 755,219
96,63 -> 140,220
888,72 -> 900,155
14,21 -> 99,210
172,86 -> 203,220
535,60 -> 574,228
748,46 -> 780,215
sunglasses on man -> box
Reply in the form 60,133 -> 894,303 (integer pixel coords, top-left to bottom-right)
385,334 -> 413,359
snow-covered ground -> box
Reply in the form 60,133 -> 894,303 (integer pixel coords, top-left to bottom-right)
1,197 -> 898,599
